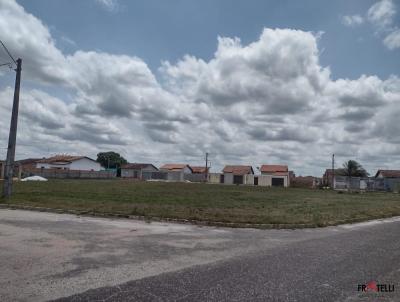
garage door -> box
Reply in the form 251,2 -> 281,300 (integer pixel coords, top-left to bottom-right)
233,175 -> 244,185
272,177 -> 284,187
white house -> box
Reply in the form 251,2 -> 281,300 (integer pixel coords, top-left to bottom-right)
36,155 -> 103,171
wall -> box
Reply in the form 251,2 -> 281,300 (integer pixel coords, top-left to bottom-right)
121,165 -> 158,179
23,169 -> 116,179
167,171 -> 184,181
223,173 -> 234,185
208,173 -> 221,184
257,175 -> 272,187
69,158 -> 102,171
184,173 -> 206,182
244,174 -> 254,185
121,169 -> 139,178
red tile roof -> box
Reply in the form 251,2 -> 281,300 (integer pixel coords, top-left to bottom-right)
222,165 -> 254,175
260,165 -> 288,173
375,170 -> 400,178
191,166 -> 209,174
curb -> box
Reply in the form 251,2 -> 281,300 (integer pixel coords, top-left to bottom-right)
0,203 -> 398,230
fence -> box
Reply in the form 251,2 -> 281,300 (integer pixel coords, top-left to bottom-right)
22,168 -> 116,179
333,176 -> 400,192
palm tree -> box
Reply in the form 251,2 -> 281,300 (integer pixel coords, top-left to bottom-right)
337,160 -> 369,190
339,160 -> 369,177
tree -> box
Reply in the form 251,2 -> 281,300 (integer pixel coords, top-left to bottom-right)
338,160 -> 369,177
96,152 -> 127,176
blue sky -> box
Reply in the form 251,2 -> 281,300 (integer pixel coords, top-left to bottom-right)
1,0 -> 400,176
18,0 -> 400,79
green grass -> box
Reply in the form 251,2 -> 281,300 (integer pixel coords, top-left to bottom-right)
1,179 -> 400,227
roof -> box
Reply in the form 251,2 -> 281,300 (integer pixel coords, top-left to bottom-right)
15,158 -> 41,165
121,163 -> 157,170
160,164 -> 193,172
323,169 -> 340,176
222,165 -> 254,175
191,166 -> 209,173
36,155 -> 95,164
260,165 -> 288,173
375,170 -> 400,178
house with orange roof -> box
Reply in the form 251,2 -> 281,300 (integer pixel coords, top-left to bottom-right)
221,165 -> 254,185
259,164 -> 290,187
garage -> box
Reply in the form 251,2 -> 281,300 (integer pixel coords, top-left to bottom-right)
272,177 -> 284,187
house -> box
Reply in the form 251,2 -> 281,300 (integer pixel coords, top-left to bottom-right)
375,170 -> 400,192
160,164 -> 193,174
260,165 -> 290,187
159,164 -> 193,182
221,165 -> 254,185
36,155 -> 103,171
121,163 -> 158,179
322,169 -> 339,187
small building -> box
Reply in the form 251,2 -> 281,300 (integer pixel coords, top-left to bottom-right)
36,155 -> 103,171
221,165 -> 254,185
121,163 -> 158,179
159,164 -> 193,182
322,169 -> 339,187
260,165 -> 290,187
375,170 -> 400,192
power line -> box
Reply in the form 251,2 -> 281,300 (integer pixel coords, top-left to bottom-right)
0,40 -> 17,66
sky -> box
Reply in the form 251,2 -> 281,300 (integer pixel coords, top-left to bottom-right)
0,0 -> 400,176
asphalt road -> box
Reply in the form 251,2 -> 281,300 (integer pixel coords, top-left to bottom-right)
1,209 -> 399,302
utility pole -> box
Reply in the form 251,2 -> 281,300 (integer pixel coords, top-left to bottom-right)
205,152 -> 209,182
331,154 -> 335,190
2,58 -> 22,198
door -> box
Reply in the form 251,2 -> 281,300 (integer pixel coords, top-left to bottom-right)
220,174 -> 224,184
233,175 -> 243,185
254,177 -> 258,186
272,177 -> 284,187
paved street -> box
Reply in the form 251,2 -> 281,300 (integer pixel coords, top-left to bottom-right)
1,209 -> 399,302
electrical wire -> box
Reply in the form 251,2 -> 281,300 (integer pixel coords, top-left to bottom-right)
0,40 -> 17,66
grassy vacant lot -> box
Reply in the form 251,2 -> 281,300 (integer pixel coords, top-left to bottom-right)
1,179 -> 400,227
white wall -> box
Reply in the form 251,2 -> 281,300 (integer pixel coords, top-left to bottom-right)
69,158 -> 102,171
36,158 -> 102,171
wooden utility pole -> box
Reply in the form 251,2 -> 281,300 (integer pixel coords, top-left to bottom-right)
205,152 -> 209,182
2,58 -> 22,198
331,154 -> 335,190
